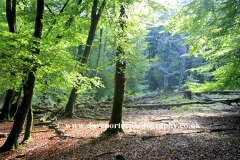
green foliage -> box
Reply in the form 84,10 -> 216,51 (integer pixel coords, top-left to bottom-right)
165,0 -> 240,92
0,0 -> 171,106
95,69 -> 114,101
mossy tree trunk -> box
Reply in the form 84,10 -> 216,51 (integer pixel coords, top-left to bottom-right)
21,106 -> 33,144
64,0 -> 106,118
0,0 -> 44,152
105,4 -> 127,134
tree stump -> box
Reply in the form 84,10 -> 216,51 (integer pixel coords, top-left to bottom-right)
184,91 -> 192,100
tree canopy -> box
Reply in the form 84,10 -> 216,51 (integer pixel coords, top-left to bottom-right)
165,0 -> 240,92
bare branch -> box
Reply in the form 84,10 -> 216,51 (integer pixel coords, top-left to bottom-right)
45,3 -> 55,16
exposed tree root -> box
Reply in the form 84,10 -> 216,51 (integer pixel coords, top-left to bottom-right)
49,135 -> 85,140
92,151 -> 115,158
151,118 -> 174,122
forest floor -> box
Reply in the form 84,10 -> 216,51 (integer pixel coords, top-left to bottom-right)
0,93 -> 240,159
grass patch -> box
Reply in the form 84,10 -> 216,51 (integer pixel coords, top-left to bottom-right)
171,104 -> 213,113
160,95 -> 189,104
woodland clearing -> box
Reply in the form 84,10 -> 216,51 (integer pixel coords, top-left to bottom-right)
0,93 -> 240,160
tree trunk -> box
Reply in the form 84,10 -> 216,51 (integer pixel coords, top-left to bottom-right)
21,105 -> 33,144
184,90 -> 192,100
10,87 -> 22,119
103,34 -> 108,66
78,45 -> 83,61
105,4 -> 127,134
163,73 -> 168,96
0,0 -> 17,120
178,44 -> 187,91
64,87 -> 78,118
75,46 -> 78,60
0,0 -> 44,152
64,0 -> 106,118
0,89 -> 14,120
94,29 -> 103,77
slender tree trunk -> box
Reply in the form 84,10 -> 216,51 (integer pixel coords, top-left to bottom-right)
103,34 -> 108,66
0,0 -> 44,152
0,89 -> 14,120
10,87 -> 22,119
163,73 -> 168,96
78,45 -> 83,61
104,33 -> 107,53
75,46 -> 78,60
105,4 -> 127,134
178,44 -> 187,91
64,0 -> 106,118
21,106 -> 33,144
94,29 -> 103,77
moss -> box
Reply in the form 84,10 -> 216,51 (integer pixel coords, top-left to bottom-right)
21,106 -> 33,144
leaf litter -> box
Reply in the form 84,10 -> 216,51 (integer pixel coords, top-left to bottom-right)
0,101 -> 240,160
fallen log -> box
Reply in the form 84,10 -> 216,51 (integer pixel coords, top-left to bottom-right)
192,96 -> 216,102
125,98 -> 240,108
151,118 -> 174,122
206,91 -> 240,95
75,101 -> 112,106
33,107 -> 57,114
125,101 -> 216,108
34,121 -> 52,126
220,98 -> 240,105
125,94 -> 159,102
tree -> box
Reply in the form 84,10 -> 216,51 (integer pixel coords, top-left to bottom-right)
94,29 -> 103,78
0,0 -> 45,151
165,0 -> 240,92
0,0 -> 17,120
105,3 -> 127,134
64,0 -> 107,118
178,44 -> 188,91
21,106 -> 33,144
145,24 -> 185,93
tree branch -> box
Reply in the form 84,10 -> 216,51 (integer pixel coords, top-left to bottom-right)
45,3 -> 55,16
